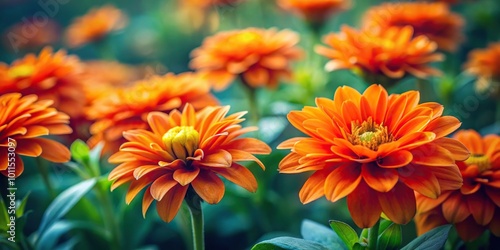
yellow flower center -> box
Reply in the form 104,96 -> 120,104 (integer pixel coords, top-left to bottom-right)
8,65 -> 35,79
162,126 -> 200,160
349,117 -> 393,151
465,154 -> 491,172
229,31 -> 261,46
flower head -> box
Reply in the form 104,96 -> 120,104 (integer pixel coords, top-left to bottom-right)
0,47 -> 86,119
278,84 -> 468,228
190,28 -> 303,91
86,72 -> 218,154
415,130 -> 500,241
315,25 -> 443,83
108,104 -> 271,222
3,19 -> 59,52
361,2 -> 464,51
65,5 -> 127,48
277,0 -> 351,26
464,42 -> 500,97
0,93 -> 72,177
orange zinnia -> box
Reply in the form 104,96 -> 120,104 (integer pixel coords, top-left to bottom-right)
0,47 -> 86,119
86,72 -> 218,154
277,0 -> 351,26
415,130 -> 500,241
190,28 -> 303,91
0,93 -> 72,177
464,42 -> 500,97
278,84 -> 468,228
361,2 -> 464,51
65,5 -> 127,48
315,25 -> 443,83
108,104 -> 271,222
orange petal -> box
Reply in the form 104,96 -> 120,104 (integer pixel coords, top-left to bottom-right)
347,180 -> 382,228
433,137 -> 470,161
173,167 -> 200,186
377,182 -> 416,225
15,142 -> 42,157
455,216 -> 486,242
398,132 -> 436,150
489,210 -> 500,237
416,191 -> 452,213
226,149 -> 266,170
431,165 -> 463,191
324,163 -> 362,202
142,187 -> 154,218
156,185 -> 188,222
31,138 -> 70,163
199,149 -> 232,168
203,70 -> 235,91
378,150 -> 413,168
191,171 -> 225,204
223,138 -> 272,154
411,144 -> 456,167
441,192 -> 470,223
399,165 -> 441,199
362,163 -> 398,192
467,193 -> 495,226
278,153 -> 304,173
147,112 -> 171,136
454,130 -> 484,155
213,163 -> 257,192
362,84 -> 388,124
425,116 -> 461,138
414,209 -> 447,236
277,137 -> 306,149
485,187 -> 500,207
126,172 -> 163,204
299,170 -> 329,204
150,174 -> 178,201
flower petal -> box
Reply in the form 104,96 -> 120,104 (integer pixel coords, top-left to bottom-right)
441,192 -> 470,223
30,138 -> 70,163
424,116 -> 461,138
347,180 -> 382,228
199,149 -> 232,168
467,193 -> 495,226
299,170 -> 329,204
378,182 -> 416,225
433,137 -> 470,161
324,163 -> 362,202
192,170 -> 225,204
173,167 -> 200,186
378,150 -> 413,168
150,173 -> 178,201
399,164 -> 441,198
362,163 -> 398,192
156,185 -> 188,222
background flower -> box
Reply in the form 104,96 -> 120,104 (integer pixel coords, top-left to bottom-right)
190,27 -> 303,90
278,84 -> 468,228
0,93 -> 72,177
415,130 -> 500,241
108,104 -> 271,222
464,42 -> 500,97
277,0 -> 351,27
86,72 -> 218,154
361,2 -> 464,51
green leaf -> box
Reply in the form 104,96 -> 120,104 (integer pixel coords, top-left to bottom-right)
252,236 -> 330,250
88,142 -> 105,177
70,139 -> 90,164
401,225 -> 452,250
301,219 -> 347,250
0,196 -> 9,231
37,178 -> 97,235
329,220 -> 358,250
16,193 -> 30,218
378,219 -> 392,233
352,242 -> 367,250
36,221 -> 106,250
377,222 -> 402,250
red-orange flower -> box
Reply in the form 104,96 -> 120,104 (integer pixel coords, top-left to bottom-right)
316,25 -> 443,82
278,84 -> 469,228
415,130 -> 500,241
65,5 -> 127,48
86,72 -> 219,154
0,93 -> 72,177
0,47 -> 86,119
108,104 -> 271,222
190,28 -> 303,90
277,0 -> 351,26
361,2 -> 464,51
463,42 -> 500,97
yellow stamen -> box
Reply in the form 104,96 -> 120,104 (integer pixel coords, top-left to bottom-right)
162,126 -> 200,160
465,154 -> 490,172
349,117 -> 393,151
8,65 -> 35,79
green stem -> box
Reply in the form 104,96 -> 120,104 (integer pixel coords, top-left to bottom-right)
368,219 -> 380,250
35,158 -> 56,199
186,191 -> 205,250
95,180 -> 121,250
240,78 -> 260,126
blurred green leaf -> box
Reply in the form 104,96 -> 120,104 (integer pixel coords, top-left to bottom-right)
301,219 -> 346,250
401,225 -> 452,250
352,242 -> 367,250
70,139 -> 90,164
89,142 -> 105,177
0,235 -> 19,250
55,237 -> 80,250
0,196 -> 9,232
252,236 -> 329,250
37,178 -> 97,235
16,193 -> 30,218
329,220 -> 358,250
36,221 -> 106,250
377,222 -> 401,250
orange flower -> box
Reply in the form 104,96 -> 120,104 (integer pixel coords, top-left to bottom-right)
190,28 -> 303,91
0,47 -> 86,119
415,130 -> 500,241
108,104 -> 271,222
86,72 -> 219,154
464,42 -> 500,97
315,25 -> 443,82
3,19 -> 59,52
176,0 -> 241,32
278,84 -> 468,228
0,93 -> 72,177
361,2 -> 464,51
277,0 -> 351,26
65,5 -> 127,48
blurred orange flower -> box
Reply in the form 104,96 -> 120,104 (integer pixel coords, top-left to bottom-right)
415,130 -> 500,241
86,72 -> 219,154
0,47 -> 86,119
277,0 -> 351,26
108,104 -> 271,222
3,19 -> 59,52
278,84 -> 468,228
176,0 -> 242,31
362,2 -> 464,51
65,5 -> 127,48
464,42 -> 500,97
316,26 -> 443,83
0,93 -> 72,177
190,28 -> 303,91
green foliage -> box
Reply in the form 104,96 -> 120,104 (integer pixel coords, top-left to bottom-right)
329,220 -> 358,250
377,221 -> 402,250
301,220 -> 347,250
401,225 -> 452,250
252,236 -> 330,250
